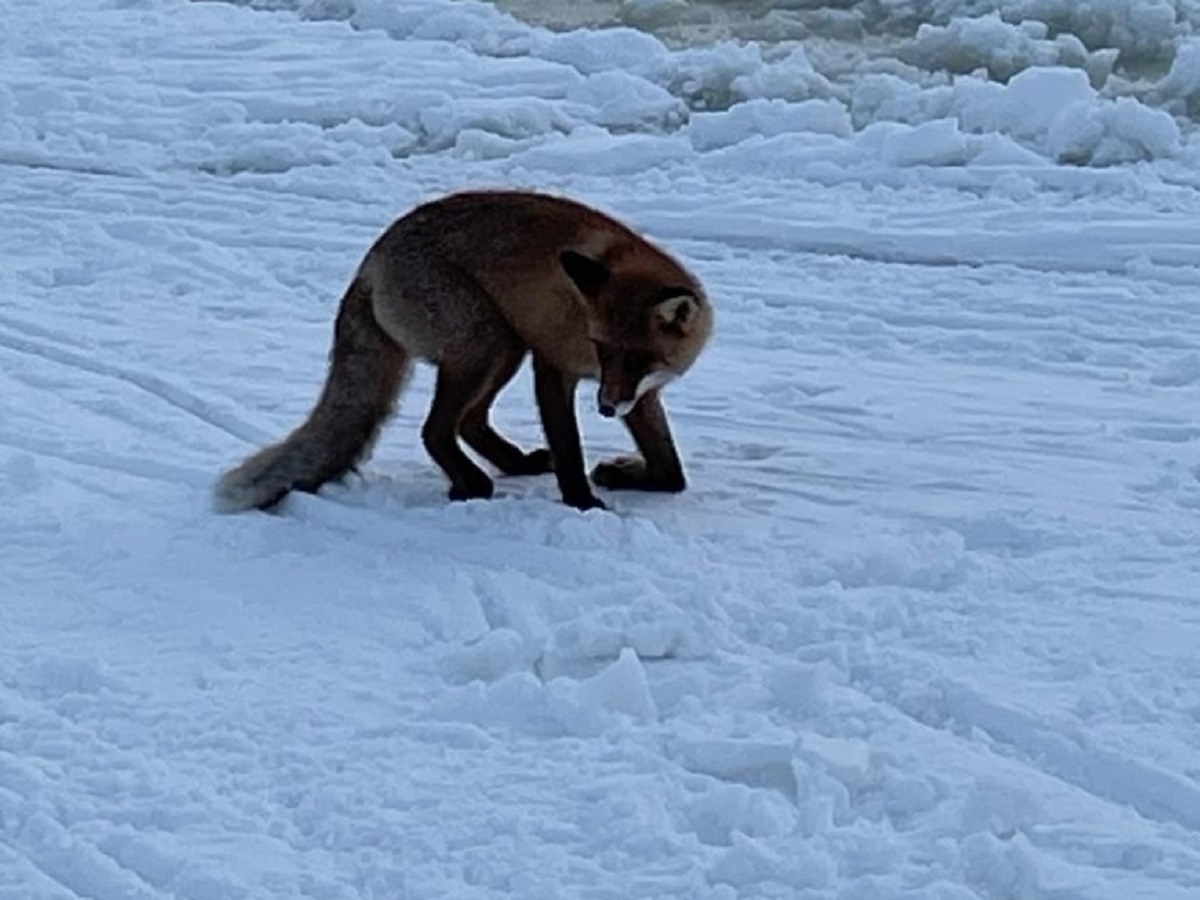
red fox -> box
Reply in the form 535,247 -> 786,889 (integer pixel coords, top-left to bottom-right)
214,189 -> 713,513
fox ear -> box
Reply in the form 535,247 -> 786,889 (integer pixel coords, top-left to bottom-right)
560,250 -> 609,298
653,291 -> 699,336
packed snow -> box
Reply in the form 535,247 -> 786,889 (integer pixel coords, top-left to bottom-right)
3,0 -> 1200,898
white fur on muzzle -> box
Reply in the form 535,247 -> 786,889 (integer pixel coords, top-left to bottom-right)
613,370 -> 677,418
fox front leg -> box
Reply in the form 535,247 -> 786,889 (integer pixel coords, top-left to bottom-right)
591,390 -> 686,493
532,355 -> 606,511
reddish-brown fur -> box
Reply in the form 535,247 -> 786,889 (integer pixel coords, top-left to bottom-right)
214,190 -> 712,513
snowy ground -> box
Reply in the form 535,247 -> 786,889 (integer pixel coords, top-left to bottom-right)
4,0 -> 1200,898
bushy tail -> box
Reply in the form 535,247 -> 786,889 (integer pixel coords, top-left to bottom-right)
213,278 -> 411,513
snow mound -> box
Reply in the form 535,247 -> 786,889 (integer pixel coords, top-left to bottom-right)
900,13 -> 1118,85
999,0 -> 1185,61
859,0 -> 1188,62
688,98 -> 853,151
1152,35 -> 1200,118
438,649 -> 659,737
846,66 -> 1181,165
196,0 -> 1200,172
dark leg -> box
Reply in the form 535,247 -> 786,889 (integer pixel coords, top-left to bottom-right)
459,342 -> 553,477
533,355 -> 605,511
591,391 -> 686,492
422,352 -> 500,501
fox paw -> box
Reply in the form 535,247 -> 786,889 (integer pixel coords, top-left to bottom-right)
510,448 -> 555,476
448,473 -> 495,501
592,456 -> 685,493
564,490 -> 607,512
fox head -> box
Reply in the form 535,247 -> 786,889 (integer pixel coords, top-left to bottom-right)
561,249 -> 712,419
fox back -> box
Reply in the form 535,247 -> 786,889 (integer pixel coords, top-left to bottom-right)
358,191 -> 709,377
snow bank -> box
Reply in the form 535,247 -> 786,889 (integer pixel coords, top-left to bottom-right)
667,43 -> 834,109
843,66 -> 1182,165
4,0 -> 1191,191
1152,35 -> 1200,117
808,0 -> 1191,62
682,66 -> 1180,175
900,13 -> 1119,85
688,98 -> 853,151
993,0 -> 1186,61
280,0 -> 1195,171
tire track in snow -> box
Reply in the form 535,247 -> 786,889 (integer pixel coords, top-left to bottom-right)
637,208 -> 1200,281
0,325 -> 270,446
0,312 -> 94,352
941,683 -> 1200,834
0,433 -> 210,488
0,152 -> 143,180
861,664 -> 1200,837
0,802 -> 163,900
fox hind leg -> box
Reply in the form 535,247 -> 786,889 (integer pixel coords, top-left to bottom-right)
591,390 -> 686,493
459,339 -> 554,478
422,348 -> 508,501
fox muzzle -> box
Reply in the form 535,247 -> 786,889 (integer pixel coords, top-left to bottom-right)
596,370 -> 676,419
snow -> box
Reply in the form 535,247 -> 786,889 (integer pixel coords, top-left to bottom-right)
899,14 -> 1111,84
3,0 -> 1200,898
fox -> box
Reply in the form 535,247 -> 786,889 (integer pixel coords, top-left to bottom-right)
213,189 -> 713,514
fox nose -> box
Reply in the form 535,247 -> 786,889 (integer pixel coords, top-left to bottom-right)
598,402 -> 617,418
